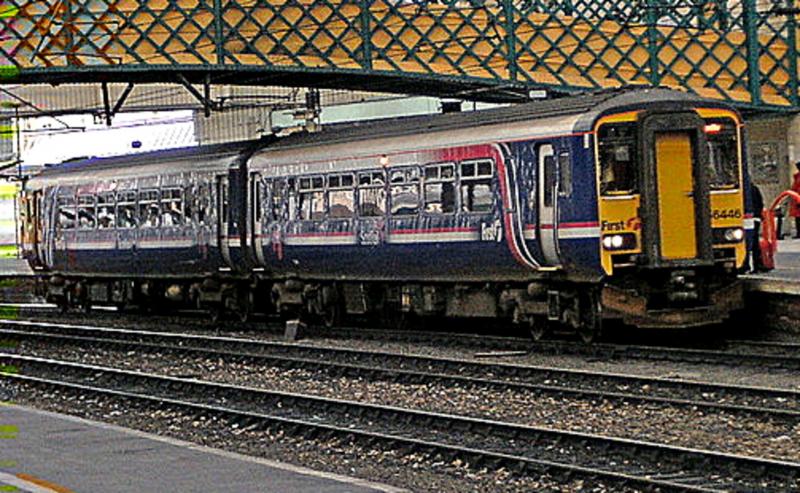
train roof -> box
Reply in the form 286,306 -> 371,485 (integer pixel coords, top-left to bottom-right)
264,87 -> 731,152
250,87 -> 732,172
26,138 -> 266,188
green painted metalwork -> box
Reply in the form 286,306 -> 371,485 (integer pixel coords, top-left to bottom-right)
0,0 -> 798,109
788,1 -> 799,106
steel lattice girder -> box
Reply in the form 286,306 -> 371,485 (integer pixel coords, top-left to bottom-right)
0,0 -> 798,109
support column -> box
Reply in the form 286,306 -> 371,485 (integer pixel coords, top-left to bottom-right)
743,0 -> 762,106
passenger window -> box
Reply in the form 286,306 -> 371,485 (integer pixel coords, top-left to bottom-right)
358,171 -> 386,217
558,152 -> 572,197
298,176 -> 325,221
57,196 -> 76,230
460,159 -> 493,213
328,173 -> 355,219
138,189 -> 160,228
97,193 -> 116,229
390,167 -> 420,216
77,195 -> 96,229
424,163 -> 455,214
161,188 -> 183,226
116,191 -> 137,228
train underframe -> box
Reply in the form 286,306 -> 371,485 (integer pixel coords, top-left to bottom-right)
40,266 -> 744,342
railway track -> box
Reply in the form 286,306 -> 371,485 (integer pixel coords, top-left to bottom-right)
2,353 -> 798,492
4,306 -> 800,369
2,320 -> 799,421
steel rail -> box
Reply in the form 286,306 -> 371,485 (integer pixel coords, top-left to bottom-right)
5,308 -> 800,369
3,354 -> 799,492
2,325 -> 800,421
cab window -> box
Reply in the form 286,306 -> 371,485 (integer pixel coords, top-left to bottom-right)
705,118 -> 740,190
598,123 -> 637,194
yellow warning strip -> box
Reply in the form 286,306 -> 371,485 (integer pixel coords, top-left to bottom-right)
11,473 -> 74,493
0,472 -> 75,493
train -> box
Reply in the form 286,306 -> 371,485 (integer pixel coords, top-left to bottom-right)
17,88 -> 756,342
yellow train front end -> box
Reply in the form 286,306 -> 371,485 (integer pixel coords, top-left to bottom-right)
594,106 -> 746,328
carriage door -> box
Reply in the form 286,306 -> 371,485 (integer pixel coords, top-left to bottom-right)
655,132 -> 697,260
217,174 -> 233,267
250,173 -> 266,266
33,191 -> 45,266
538,144 -> 560,266
356,170 -> 387,246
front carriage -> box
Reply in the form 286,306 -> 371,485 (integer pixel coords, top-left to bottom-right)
246,89 -> 750,339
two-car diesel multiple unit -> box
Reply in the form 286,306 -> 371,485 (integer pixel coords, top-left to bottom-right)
18,89 -> 753,341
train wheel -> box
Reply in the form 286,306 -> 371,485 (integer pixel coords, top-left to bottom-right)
210,305 -> 224,324
236,291 -> 252,324
529,316 -> 549,342
321,302 -> 339,328
577,291 -> 602,344
320,285 -> 341,328
57,296 -> 69,314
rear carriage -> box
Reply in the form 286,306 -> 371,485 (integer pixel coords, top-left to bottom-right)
18,142 -> 258,310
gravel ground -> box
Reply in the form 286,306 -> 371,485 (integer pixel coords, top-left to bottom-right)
0,380 -> 626,493
11,308 -> 800,391
13,339 -> 800,463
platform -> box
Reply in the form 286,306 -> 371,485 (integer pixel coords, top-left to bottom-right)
0,404 -> 402,493
0,258 -> 34,277
745,239 -> 800,296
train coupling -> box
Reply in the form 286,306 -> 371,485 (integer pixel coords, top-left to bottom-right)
666,270 -> 700,303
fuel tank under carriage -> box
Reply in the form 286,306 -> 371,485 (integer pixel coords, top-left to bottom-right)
244,88 -> 752,338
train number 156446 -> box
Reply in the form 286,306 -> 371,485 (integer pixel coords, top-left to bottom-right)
711,209 -> 742,220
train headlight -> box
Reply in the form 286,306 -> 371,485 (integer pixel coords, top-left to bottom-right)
713,227 -> 744,244
602,233 -> 636,251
